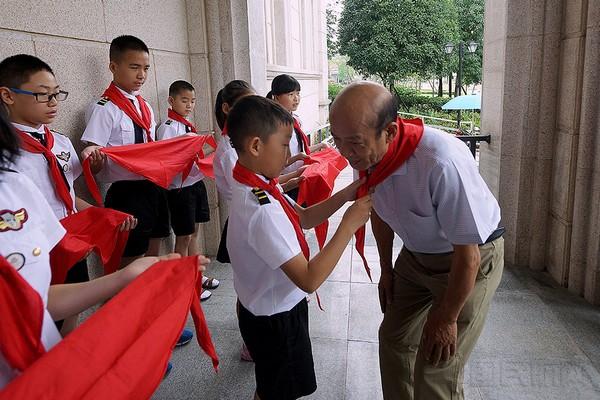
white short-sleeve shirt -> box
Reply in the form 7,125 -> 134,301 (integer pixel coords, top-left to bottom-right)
371,126 -> 501,254
81,86 -> 157,183
227,176 -> 305,316
213,135 -> 238,203
11,123 -> 81,220
0,170 -> 65,388
281,121 -> 303,175
155,117 -> 204,189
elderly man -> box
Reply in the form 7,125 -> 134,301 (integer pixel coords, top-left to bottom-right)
330,82 -> 504,400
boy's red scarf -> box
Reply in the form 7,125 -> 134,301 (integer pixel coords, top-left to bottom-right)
49,207 -> 131,284
0,255 -> 218,399
293,118 -> 311,155
297,147 -> 348,249
355,118 -> 424,281
102,83 -> 153,143
83,135 -> 217,206
0,256 -> 45,373
167,109 -> 197,133
15,127 -> 74,215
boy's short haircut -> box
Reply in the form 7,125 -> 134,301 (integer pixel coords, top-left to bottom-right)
109,35 -> 149,62
227,95 -> 294,151
169,80 -> 195,97
0,54 -> 54,89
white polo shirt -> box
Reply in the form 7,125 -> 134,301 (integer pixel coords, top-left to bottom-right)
0,170 -> 65,388
11,123 -> 81,220
155,118 -> 204,189
227,176 -> 305,316
371,126 -> 501,254
81,86 -> 157,183
213,135 -> 238,203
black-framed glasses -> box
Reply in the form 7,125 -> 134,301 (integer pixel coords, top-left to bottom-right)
9,88 -> 69,103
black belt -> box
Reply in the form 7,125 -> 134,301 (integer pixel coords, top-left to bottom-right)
482,226 -> 505,245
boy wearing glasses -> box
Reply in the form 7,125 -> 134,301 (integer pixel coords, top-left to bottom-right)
0,54 -> 113,335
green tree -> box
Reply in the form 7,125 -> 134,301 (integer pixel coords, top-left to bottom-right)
326,1 -> 340,58
455,0 -> 484,86
338,0 -> 459,90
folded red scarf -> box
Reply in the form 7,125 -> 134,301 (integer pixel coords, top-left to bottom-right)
0,256 -> 45,373
297,147 -> 348,249
49,207 -> 131,284
83,135 -> 217,206
103,83 -> 153,143
355,118 -> 424,281
0,255 -> 218,399
167,109 -> 197,133
293,118 -> 311,155
15,126 -> 74,215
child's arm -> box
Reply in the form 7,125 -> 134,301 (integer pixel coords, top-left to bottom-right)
47,254 -> 209,320
295,177 -> 365,229
279,166 -> 307,192
75,196 -> 93,211
281,195 -> 372,293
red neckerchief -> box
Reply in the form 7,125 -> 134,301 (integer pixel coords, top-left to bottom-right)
0,256 -> 218,399
221,124 -> 228,137
0,255 -> 46,372
102,82 -> 153,142
232,162 -> 309,259
82,135 -> 217,206
293,118 -> 311,155
167,109 -> 197,133
49,207 -> 131,284
15,126 -> 74,215
297,147 -> 348,249
355,118 -> 424,281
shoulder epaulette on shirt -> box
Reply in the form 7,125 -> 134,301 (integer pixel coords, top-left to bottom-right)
165,120 -> 173,125
96,97 -> 109,106
251,188 -> 270,205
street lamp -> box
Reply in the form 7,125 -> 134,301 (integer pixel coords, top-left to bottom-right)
444,41 -> 478,96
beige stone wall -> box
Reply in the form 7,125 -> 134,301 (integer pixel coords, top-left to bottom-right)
0,0 -> 329,256
480,0 -> 600,303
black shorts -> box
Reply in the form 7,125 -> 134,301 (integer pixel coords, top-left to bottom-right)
167,185 -> 196,236
216,218 -> 230,263
238,299 -> 316,400
105,180 -> 170,257
193,180 -> 210,223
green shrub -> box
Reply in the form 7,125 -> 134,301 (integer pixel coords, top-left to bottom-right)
328,82 -> 344,102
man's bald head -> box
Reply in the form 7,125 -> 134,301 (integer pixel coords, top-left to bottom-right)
330,81 -> 397,135
329,82 -> 399,170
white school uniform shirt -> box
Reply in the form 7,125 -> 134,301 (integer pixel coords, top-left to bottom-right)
281,115 -> 304,175
0,170 -> 65,388
370,126 -> 501,254
155,117 -> 204,189
213,134 -> 238,203
227,176 -> 305,316
11,123 -> 81,220
81,86 -> 157,183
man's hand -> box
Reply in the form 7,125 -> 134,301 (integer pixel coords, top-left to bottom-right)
81,145 -> 106,174
378,269 -> 393,313
421,307 -> 458,367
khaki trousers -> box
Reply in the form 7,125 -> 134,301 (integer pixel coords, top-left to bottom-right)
379,238 -> 504,400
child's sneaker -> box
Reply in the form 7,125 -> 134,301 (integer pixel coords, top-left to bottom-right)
176,328 -> 194,347
240,343 -> 253,362
163,362 -> 173,379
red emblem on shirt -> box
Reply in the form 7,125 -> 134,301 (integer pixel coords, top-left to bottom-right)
0,208 -> 29,232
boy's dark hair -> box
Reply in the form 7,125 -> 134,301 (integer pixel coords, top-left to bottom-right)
109,35 -> 149,62
215,80 -> 254,130
0,54 -> 54,89
0,108 -> 19,170
266,74 -> 301,99
227,95 -> 294,152
169,80 -> 195,97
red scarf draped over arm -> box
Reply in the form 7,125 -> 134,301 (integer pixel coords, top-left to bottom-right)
167,109 -> 197,133
293,118 -> 311,155
102,83 -> 153,143
49,207 -> 131,284
354,118 -> 424,281
296,147 -> 348,249
15,127 -> 74,215
0,255 -> 218,400
0,256 -> 45,373
83,135 -> 217,206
